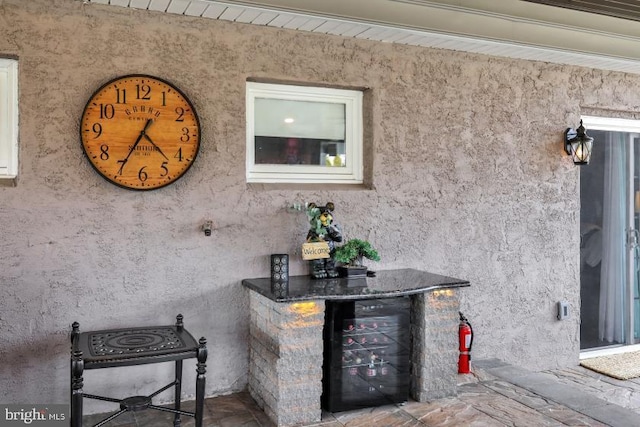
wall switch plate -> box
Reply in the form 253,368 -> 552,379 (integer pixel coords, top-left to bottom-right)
557,301 -> 569,320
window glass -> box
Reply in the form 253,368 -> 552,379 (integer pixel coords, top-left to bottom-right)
0,58 -> 18,179
246,82 -> 362,184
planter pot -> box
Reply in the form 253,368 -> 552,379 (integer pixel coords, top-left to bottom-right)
337,266 -> 368,278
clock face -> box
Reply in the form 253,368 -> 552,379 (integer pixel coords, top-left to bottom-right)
80,75 -> 200,190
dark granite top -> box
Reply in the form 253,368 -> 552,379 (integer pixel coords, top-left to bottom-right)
241,268 -> 470,302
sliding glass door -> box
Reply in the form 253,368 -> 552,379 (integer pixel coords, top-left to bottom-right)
580,116 -> 640,350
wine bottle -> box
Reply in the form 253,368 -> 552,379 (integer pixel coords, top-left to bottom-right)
366,360 -> 377,377
380,358 -> 388,376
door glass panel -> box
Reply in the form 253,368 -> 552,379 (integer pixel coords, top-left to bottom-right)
634,137 -> 640,342
580,130 -> 634,349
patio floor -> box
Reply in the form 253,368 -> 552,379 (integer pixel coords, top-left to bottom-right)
82,358 -> 640,426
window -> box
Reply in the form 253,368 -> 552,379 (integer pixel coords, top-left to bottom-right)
246,82 -> 363,184
0,58 -> 18,179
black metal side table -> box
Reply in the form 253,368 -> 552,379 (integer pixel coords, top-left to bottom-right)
70,314 -> 207,427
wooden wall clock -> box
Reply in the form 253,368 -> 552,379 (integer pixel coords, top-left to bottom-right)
80,74 -> 200,190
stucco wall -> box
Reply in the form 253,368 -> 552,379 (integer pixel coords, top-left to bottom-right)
2,0 -> 639,410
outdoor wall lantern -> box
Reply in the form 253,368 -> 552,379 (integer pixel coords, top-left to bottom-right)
564,120 -> 594,165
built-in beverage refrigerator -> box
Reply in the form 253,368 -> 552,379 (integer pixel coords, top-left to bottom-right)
322,296 -> 410,412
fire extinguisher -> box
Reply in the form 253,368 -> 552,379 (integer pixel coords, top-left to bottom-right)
458,312 -> 473,374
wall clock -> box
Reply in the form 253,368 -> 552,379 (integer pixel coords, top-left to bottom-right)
80,74 -> 200,190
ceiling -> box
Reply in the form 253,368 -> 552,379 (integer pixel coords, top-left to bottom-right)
524,0 -> 640,22
85,0 -> 640,74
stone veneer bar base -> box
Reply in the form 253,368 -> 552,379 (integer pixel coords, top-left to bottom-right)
248,292 -> 325,427
248,288 -> 461,426
410,289 -> 461,401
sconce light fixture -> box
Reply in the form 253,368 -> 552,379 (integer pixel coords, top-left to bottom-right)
564,120 -> 594,165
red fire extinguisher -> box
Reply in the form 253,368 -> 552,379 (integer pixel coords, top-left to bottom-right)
458,312 -> 473,374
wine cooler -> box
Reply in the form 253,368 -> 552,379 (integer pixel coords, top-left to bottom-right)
322,296 -> 411,412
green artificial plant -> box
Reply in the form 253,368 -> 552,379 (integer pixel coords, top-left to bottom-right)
333,239 -> 381,267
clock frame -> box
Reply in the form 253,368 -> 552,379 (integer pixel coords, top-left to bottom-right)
80,74 -> 200,190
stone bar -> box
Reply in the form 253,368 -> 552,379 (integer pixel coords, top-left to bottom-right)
248,291 -> 325,427
243,269 -> 470,426
410,288 -> 461,401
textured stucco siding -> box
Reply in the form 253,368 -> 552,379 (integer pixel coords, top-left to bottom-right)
2,0 -> 639,410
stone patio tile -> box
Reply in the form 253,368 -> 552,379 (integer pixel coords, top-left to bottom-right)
330,404 -> 421,427
232,391 -> 277,426
456,382 -> 569,426
402,398 -> 507,426
472,359 -> 510,370
481,366 -> 640,427
576,403 -> 640,427
206,393 -> 257,421
81,410 -> 137,426
538,406 -> 608,427
303,422 -> 343,427
547,367 -> 640,413
219,418 -> 264,427
137,400 -> 217,427
481,380 -> 607,426
132,408 -> 175,425
519,380 -> 612,411
480,380 -> 558,411
456,381 -> 497,396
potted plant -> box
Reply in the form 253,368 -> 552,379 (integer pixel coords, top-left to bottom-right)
333,239 -> 380,278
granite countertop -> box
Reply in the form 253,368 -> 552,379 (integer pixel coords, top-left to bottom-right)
241,268 -> 470,302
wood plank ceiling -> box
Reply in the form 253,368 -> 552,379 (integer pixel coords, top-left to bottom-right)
85,0 -> 640,75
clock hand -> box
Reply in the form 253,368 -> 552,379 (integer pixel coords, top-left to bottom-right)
117,119 -> 154,175
142,133 -> 169,161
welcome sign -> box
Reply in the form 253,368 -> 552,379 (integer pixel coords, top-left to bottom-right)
301,241 -> 331,260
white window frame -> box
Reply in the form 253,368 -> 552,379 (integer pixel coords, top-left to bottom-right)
581,115 -> 640,133
246,82 -> 363,184
0,58 -> 18,179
